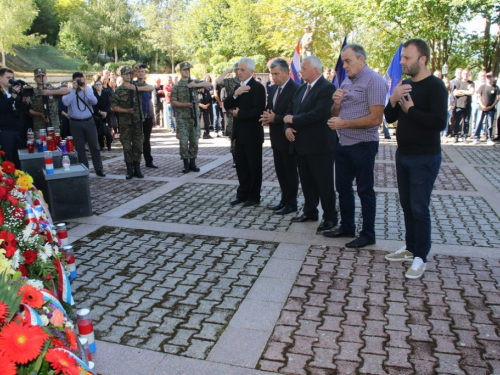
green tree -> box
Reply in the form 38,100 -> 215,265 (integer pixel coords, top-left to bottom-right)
29,0 -> 60,45
0,0 -> 40,67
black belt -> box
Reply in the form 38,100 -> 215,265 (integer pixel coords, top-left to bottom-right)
70,116 -> 92,122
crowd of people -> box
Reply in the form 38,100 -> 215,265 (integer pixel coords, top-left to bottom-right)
0,37 -> 496,280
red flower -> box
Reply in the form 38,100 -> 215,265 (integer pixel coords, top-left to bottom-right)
6,194 -> 18,206
0,301 -> 9,325
17,265 -> 28,277
51,337 -> 66,348
45,349 -> 80,375
0,150 -> 5,157
12,206 -> 24,220
23,250 -> 38,265
0,322 -> 49,364
0,352 -> 17,375
4,177 -> 15,190
1,161 -> 15,174
0,207 -> 3,226
65,328 -> 78,351
18,285 -> 44,309
0,186 -> 8,200
0,230 -> 17,258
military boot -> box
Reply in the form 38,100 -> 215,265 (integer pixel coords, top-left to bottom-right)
182,159 -> 190,173
125,163 -> 133,180
189,158 -> 200,172
133,161 -> 144,178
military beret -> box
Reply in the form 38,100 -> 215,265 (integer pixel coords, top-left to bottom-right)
120,66 -> 133,75
34,67 -> 46,76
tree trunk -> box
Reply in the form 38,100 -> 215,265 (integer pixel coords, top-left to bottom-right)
1,42 -> 5,68
493,26 -> 500,78
155,51 -> 158,72
171,49 -> 174,74
114,45 -> 118,63
483,13 -> 491,70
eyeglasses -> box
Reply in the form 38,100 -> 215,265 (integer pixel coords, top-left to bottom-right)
95,83 -> 102,86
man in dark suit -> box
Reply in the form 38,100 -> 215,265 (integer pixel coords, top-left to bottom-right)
283,56 -> 337,232
261,58 -> 300,215
224,57 -> 266,207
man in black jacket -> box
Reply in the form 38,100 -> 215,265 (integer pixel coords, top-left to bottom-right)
261,58 -> 300,215
224,57 -> 266,207
284,56 -> 337,232
0,68 -> 23,168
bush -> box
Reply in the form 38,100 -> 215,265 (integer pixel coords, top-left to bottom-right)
105,60 -> 137,75
78,62 -> 89,72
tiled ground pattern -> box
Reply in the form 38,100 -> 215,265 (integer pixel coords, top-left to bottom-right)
123,183 -> 304,232
88,178 -> 166,215
92,156 -> 215,177
476,167 -> 500,193
198,159 -> 279,182
373,193 -> 500,248
374,164 -> 476,191
376,144 -> 452,163
258,245 -> 500,375
70,226 -> 278,359
456,146 -> 500,165
151,145 -> 232,156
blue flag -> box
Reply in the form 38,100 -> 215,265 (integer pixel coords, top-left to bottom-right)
333,36 -> 347,89
386,43 -> 403,95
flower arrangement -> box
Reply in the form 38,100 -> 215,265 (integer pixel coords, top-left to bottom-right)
0,156 -> 94,374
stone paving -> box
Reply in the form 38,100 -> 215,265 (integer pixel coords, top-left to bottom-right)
62,129 -> 500,375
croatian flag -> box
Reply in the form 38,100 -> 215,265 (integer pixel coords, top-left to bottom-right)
333,36 -> 347,88
291,40 -> 301,84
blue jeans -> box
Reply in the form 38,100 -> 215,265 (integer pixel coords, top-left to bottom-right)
335,141 -> 378,239
474,110 -> 495,140
396,151 -> 441,263
166,103 -> 175,130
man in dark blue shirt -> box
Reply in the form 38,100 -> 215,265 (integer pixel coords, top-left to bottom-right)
135,64 -> 157,169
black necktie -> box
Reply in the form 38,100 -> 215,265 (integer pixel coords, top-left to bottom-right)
275,87 -> 282,106
302,84 -> 311,102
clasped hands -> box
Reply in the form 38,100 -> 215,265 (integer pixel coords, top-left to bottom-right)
390,82 -> 414,113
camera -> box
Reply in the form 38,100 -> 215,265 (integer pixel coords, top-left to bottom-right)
8,78 -> 34,97
76,79 -> 85,87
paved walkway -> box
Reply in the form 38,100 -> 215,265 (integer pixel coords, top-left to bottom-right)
66,129 -> 500,375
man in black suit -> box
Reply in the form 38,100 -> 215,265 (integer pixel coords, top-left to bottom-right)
224,57 -> 267,207
284,56 -> 338,232
261,58 -> 300,215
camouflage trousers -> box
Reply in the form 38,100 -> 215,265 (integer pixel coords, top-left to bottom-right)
33,121 -> 60,139
120,121 -> 144,163
225,113 -> 235,154
176,119 -> 200,159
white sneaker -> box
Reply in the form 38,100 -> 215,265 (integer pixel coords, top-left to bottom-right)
385,246 -> 413,262
472,139 -> 478,145
487,140 -> 495,145
405,257 -> 426,279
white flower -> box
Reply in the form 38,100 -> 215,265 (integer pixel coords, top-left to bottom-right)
64,320 -> 74,329
38,249 -> 48,263
27,279 -> 44,290
43,243 -> 53,258
11,250 -> 21,269
41,314 -> 49,326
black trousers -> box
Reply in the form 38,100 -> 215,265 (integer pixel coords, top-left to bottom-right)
272,148 -> 299,208
142,117 -> 154,164
200,109 -> 213,134
295,152 -> 337,221
235,143 -> 263,202
0,130 -> 23,169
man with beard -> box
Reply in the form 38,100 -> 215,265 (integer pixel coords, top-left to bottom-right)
384,39 -> 447,279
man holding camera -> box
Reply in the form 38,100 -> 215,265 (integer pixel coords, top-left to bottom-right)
29,67 -> 70,138
0,68 -> 23,168
62,72 -> 106,177
111,65 -> 153,179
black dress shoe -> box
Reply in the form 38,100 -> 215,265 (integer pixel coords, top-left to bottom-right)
230,198 -> 245,206
323,228 -> 355,238
146,163 -> 159,169
317,220 -> 336,232
291,214 -> 318,223
268,203 -> 285,211
96,171 -> 106,177
345,236 -> 376,248
242,200 -> 260,207
275,206 -> 297,215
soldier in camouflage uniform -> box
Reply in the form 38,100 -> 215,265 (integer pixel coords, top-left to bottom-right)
216,63 -> 240,167
111,66 -> 154,179
29,67 -> 70,137
171,62 -> 212,173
